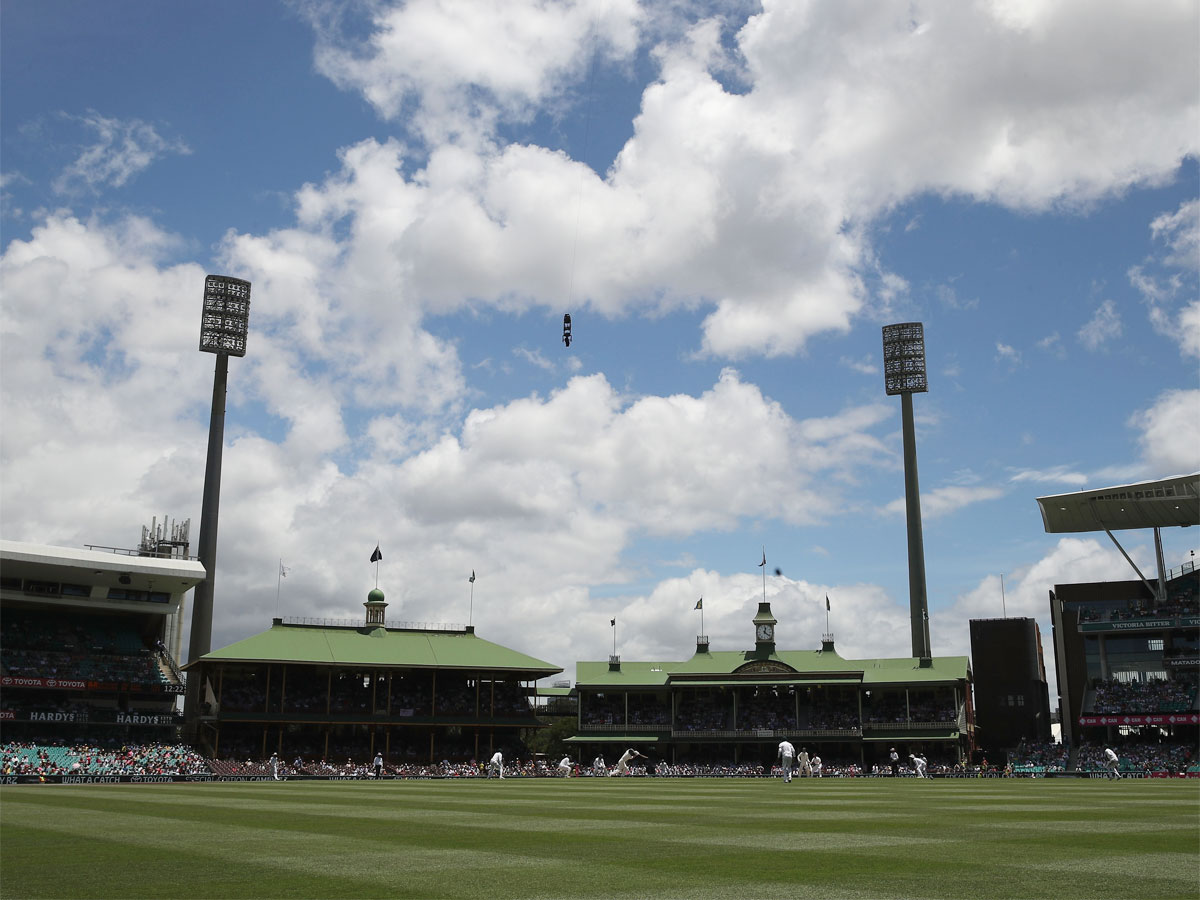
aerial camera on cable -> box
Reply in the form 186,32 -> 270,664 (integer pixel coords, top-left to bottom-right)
562,313 -> 572,348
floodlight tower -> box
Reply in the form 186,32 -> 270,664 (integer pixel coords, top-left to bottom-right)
883,322 -> 932,660
186,275 -> 251,726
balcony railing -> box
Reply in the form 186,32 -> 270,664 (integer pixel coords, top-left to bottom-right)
670,727 -> 862,739
577,722 -> 669,733
861,720 -> 958,731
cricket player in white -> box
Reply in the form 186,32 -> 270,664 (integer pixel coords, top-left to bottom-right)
270,752 -> 280,781
488,750 -> 504,779
910,754 -> 927,778
557,756 -> 573,777
777,740 -> 796,783
593,755 -> 607,775
797,748 -> 812,777
811,754 -> 823,777
609,748 -> 646,776
1104,747 -> 1121,779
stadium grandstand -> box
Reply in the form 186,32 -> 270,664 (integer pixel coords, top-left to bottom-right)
0,524 -> 203,748
1039,473 -> 1198,775
182,585 -> 561,766
568,599 -> 974,773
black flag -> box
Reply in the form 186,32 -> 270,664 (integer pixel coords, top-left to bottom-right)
469,570 -> 476,583
826,595 -> 831,611
370,545 -> 382,563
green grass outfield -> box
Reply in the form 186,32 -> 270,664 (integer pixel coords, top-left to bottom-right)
1,777 -> 1197,900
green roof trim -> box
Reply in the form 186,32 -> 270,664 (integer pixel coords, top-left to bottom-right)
576,646 -> 969,687
671,678 -> 842,687
192,621 -> 562,675
563,735 -> 661,743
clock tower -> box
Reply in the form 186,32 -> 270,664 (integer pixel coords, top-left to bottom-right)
752,601 -> 777,654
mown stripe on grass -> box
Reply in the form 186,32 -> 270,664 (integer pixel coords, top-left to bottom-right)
3,779 -> 1197,900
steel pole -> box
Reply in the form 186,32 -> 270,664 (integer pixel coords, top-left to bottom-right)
901,391 -> 931,658
185,353 -> 229,723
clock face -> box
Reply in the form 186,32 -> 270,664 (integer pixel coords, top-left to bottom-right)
756,624 -> 774,641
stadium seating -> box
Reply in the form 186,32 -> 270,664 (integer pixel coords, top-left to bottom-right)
0,609 -> 166,685
1090,677 -> 1198,714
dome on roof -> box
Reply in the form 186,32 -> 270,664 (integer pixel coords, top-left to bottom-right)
364,587 -> 388,627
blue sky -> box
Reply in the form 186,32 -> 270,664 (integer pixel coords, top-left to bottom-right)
2,0 -> 1198,701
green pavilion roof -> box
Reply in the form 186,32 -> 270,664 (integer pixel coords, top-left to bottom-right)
576,645 -> 969,688
190,620 -> 561,676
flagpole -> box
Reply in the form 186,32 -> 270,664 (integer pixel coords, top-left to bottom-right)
375,539 -> 380,589
469,571 -> 475,627
276,558 -> 282,617
761,546 -> 767,605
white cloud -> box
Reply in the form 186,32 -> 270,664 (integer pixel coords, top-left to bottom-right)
594,569 -> 912,675
52,111 -> 190,194
881,484 -> 1005,519
1036,331 -> 1066,358
409,369 -> 893,539
513,346 -> 556,372
307,0 -> 642,142
1128,388 -> 1200,477
1077,298 -> 1123,351
1008,466 -> 1090,487
933,281 -> 977,310
995,342 -> 1021,366
0,214 -> 210,546
1129,198 -> 1200,359
0,207 -> 905,660
294,0 -> 1198,358
1179,301 -> 1200,359
1150,198 -> 1200,268
839,354 -> 877,375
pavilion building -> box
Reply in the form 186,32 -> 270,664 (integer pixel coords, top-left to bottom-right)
568,600 -> 973,770
184,587 -> 561,765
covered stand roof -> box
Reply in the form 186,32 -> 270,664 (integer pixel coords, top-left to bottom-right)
1036,473 -> 1199,534
189,619 -> 561,677
576,646 -> 969,688
0,539 -> 205,594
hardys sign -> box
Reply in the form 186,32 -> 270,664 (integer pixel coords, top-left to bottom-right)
115,713 -> 178,726
0,710 -> 182,726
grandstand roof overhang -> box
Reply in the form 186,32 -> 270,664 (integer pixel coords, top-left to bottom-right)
188,619 -> 561,677
563,735 -> 660,743
575,649 -> 970,687
1036,474 -> 1199,534
0,539 -> 206,592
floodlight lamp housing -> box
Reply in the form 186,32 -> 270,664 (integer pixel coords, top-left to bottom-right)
199,275 -> 252,357
882,322 -> 928,395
